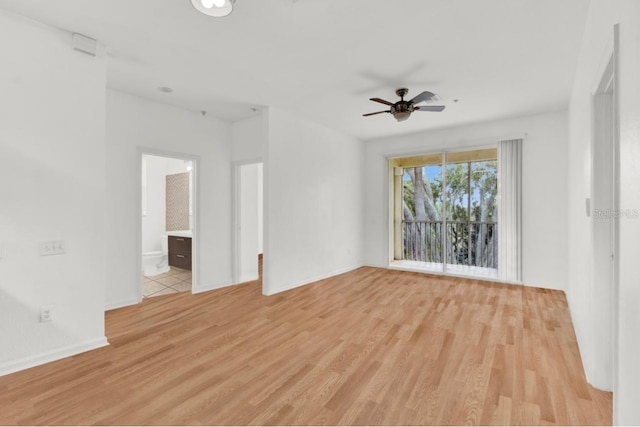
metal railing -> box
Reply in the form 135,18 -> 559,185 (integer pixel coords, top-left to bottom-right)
402,220 -> 497,268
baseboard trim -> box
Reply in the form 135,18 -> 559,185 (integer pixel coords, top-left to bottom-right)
105,297 -> 140,311
0,336 -> 109,377
264,264 -> 363,296
383,262 -> 527,286
192,281 -> 235,295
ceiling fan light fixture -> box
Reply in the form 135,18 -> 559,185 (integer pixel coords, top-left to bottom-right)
190,0 -> 236,17
393,111 -> 411,122
363,88 -> 445,122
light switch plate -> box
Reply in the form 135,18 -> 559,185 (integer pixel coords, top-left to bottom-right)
40,305 -> 53,322
585,198 -> 591,217
39,240 -> 66,256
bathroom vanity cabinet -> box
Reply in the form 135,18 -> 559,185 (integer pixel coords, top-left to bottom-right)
168,235 -> 192,270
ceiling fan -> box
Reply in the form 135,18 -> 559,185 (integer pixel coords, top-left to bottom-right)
363,88 -> 445,122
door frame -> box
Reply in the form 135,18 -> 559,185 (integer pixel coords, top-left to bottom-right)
137,147 -> 200,301
231,159 -> 263,286
589,23 -> 619,395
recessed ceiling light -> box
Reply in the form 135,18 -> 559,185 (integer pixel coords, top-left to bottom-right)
158,86 -> 173,93
190,0 -> 236,17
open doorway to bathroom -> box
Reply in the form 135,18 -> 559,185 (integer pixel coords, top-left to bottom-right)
141,153 -> 195,299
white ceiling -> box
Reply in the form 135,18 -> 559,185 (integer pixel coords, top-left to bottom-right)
0,0 -> 590,140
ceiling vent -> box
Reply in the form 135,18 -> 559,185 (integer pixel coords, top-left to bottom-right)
72,33 -> 97,57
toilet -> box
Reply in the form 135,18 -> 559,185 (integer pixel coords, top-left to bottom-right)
142,235 -> 170,277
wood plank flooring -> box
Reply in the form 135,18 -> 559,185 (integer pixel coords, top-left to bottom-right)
0,267 -> 612,425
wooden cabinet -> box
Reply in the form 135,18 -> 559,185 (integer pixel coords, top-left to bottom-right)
168,235 -> 192,270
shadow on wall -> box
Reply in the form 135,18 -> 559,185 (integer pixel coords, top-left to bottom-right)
0,143 -> 105,373
0,285 -> 89,376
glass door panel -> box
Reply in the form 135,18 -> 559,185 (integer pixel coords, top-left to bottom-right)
444,156 -> 498,276
470,160 -> 498,268
402,164 -> 443,269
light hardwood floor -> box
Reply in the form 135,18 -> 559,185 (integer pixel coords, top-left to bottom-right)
0,267 -> 611,425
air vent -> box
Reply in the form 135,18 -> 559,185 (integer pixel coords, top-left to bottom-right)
72,33 -> 97,57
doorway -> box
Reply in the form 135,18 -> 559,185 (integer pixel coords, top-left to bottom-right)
139,151 -> 198,300
590,33 -> 619,392
390,148 -> 498,279
233,161 -> 264,285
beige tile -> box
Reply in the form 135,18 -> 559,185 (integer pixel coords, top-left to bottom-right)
149,271 -> 173,280
143,281 -> 166,297
143,276 -> 154,283
167,267 -> 190,276
174,272 -> 192,282
155,275 -> 183,287
170,281 -> 192,292
148,287 -> 178,297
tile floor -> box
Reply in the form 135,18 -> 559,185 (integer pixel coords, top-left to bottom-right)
143,267 -> 192,298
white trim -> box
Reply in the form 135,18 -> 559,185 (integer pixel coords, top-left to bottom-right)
105,297 -> 140,311
497,138 -> 523,282
585,22 -> 619,398
386,156 -> 394,263
260,108 -> 271,296
382,133 -> 527,161
231,158 -> 264,285
385,263 -> 524,287
263,264 -> 362,296
611,24 -> 620,426
192,281 -> 235,294
232,162 -> 240,284
0,337 -> 109,377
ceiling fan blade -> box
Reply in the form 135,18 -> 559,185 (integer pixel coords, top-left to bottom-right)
415,105 -> 445,112
410,91 -> 436,104
370,97 -> 395,106
363,110 -> 391,117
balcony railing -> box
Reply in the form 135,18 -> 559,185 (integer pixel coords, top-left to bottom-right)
402,220 -> 498,268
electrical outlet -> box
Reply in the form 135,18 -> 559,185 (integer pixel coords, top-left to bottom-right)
40,305 -> 53,322
39,240 -> 66,256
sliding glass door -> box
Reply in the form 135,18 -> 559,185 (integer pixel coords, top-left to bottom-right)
393,148 -> 498,279
402,161 -> 444,268
443,153 -> 497,276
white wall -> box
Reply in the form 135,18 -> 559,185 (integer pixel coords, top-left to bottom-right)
567,0 -> 640,423
364,110 -> 569,291
0,11 -> 108,375
264,107 -> 364,295
142,155 -> 166,253
257,163 -> 264,254
238,163 -> 260,283
232,114 -> 266,163
106,89 -> 234,309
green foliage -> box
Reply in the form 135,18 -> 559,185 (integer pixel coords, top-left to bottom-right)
401,157 -> 498,268
442,163 -> 468,221
402,168 -> 416,217
402,159 -> 497,222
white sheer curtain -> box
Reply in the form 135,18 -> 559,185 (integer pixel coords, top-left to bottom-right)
498,139 -> 523,282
